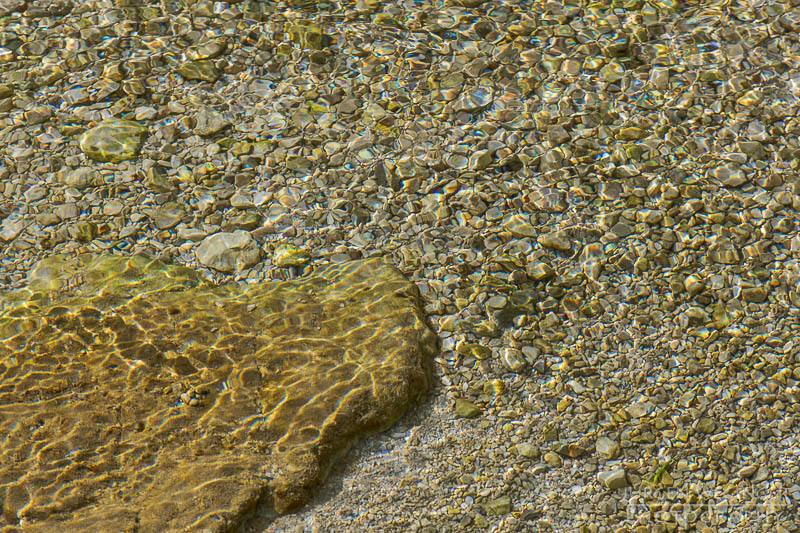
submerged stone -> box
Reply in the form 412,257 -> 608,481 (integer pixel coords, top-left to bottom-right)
177,60 -> 220,82
273,243 -> 311,267
0,253 -> 436,530
196,230 -> 261,273
186,38 -> 227,61
287,21 -> 332,50
79,119 -> 148,163
193,108 -> 230,136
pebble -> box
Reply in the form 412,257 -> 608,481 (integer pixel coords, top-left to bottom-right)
543,452 -> 562,468
737,465 -> 759,479
193,109 -> 230,137
595,437 -> 620,460
597,469 -> 628,490
177,60 -> 220,82
481,496 -> 511,516
79,119 -> 148,163
499,347 -> 526,373
454,399 -> 481,419
515,443 -> 540,460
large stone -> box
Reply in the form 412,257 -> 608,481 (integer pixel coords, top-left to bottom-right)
79,119 -> 148,162
0,253 -> 436,530
195,230 -> 261,272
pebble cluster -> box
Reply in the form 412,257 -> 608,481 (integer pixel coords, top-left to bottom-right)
1,0 -> 799,532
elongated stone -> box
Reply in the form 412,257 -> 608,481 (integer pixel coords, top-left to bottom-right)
0,254 -> 436,530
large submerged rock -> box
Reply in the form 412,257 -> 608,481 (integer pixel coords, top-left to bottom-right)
0,254 -> 436,531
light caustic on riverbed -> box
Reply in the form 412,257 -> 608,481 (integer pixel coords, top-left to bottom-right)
0,253 -> 436,531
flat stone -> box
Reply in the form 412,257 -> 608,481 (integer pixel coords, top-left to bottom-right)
538,231 -> 572,252
500,347 -> 527,372
23,185 -> 47,202
617,126 -> 646,140
455,398 -> 481,418
609,222 -> 634,239
74,221 -> 98,242
187,38 -> 227,61
741,287 -> 768,303
454,87 -> 492,113
287,22 -> 331,50
737,465 -> 758,479
452,0 -> 486,6
597,468 -> 628,490
0,253 -> 435,529
709,162 -> 748,187
177,60 -> 220,82
145,166 -> 173,192
196,230 -> 261,273
286,155 -> 312,172
502,214 -> 536,237
134,106 -> 158,121
516,443 -> 540,459
695,417 -> 716,434
708,239 -> 741,264
527,262 -> 555,281
144,202 -> 184,230
193,109 -> 230,136
555,443 -> 587,458
0,217 -> 24,242
178,226 -> 208,242
63,167 -> 100,189
24,105 -> 53,125
225,211 -> 262,232
482,495 -> 511,516
79,119 -> 148,163
55,203 -> 79,220
595,437 -> 620,460
36,212 -> 60,226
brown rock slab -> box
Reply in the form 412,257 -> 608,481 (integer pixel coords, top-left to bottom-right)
0,254 -> 436,531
